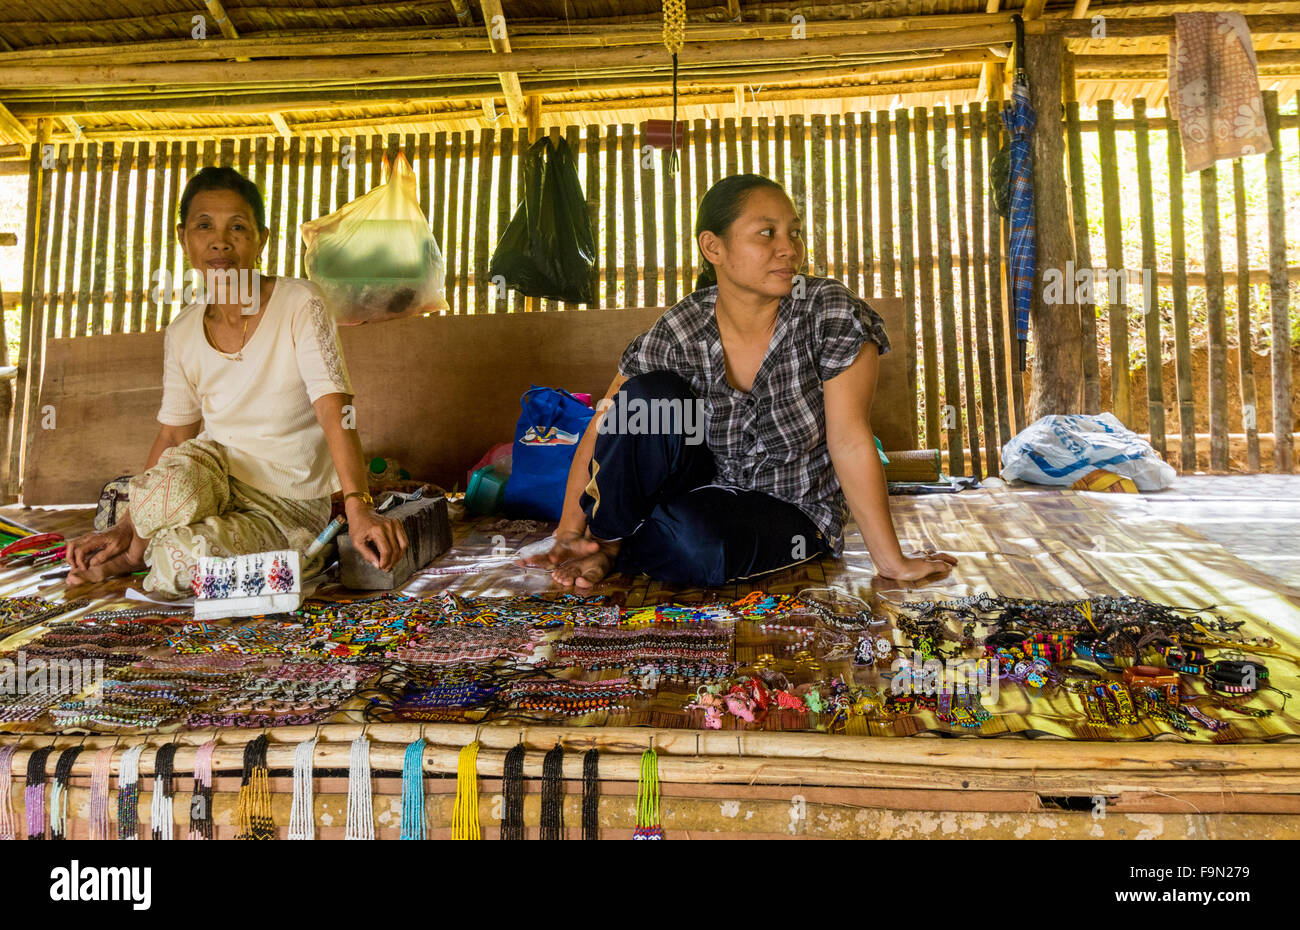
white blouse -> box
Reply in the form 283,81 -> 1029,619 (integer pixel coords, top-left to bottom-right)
157,276 -> 354,500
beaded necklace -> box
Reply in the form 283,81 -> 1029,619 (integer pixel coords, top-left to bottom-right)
581,749 -> 600,841
288,736 -> 318,841
88,746 -> 113,840
400,737 -> 426,841
540,743 -> 565,840
116,743 -> 145,840
235,734 -> 275,840
151,742 -> 178,841
500,743 -> 525,841
188,740 -> 216,840
553,625 -> 735,679
0,743 -> 16,840
452,741 -> 481,840
24,745 -> 52,839
633,748 -> 663,840
50,746 -> 81,840
345,734 -> 374,841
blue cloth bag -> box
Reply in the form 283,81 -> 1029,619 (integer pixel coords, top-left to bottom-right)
502,386 -> 595,521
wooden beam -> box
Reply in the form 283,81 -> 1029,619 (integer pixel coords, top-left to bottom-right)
726,0 -> 742,22
0,23 -> 1018,88
0,104 -> 31,144
201,0 -> 294,145
1078,50 -> 1300,71
450,0 -> 474,27
1022,0 -> 1048,19
268,111 -> 293,138
1071,0 -> 1092,16
1059,13 -> 1300,38
478,0 -> 526,124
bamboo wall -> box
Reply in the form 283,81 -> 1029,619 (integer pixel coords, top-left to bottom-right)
7,97 -> 1300,496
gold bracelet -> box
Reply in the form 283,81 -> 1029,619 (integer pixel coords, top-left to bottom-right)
343,490 -> 375,507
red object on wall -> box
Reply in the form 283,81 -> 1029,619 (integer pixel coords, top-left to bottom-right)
644,119 -> 686,149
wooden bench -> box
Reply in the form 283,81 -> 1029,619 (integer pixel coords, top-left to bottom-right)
23,298 -> 913,504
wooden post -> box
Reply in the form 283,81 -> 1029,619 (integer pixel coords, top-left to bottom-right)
1133,99 -> 1165,458
845,113 -> 860,294
986,101 -> 1013,449
894,110 -> 917,444
954,105 -> 981,477
1023,31 -> 1081,419
1232,158 -> 1261,473
1199,164 -> 1229,472
810,114 -> 828,278
970,105 -> 998,473
933,107 -> 965,475
525,95 -> 540,313
1064,56 -> 1099,414
912,107 -> 938,450
1098,100 -> 1129,424
1263,91 -> 1292,473
1165,105 -> 1197,472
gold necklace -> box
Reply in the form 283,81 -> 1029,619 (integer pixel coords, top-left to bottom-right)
204,312 -> 249,361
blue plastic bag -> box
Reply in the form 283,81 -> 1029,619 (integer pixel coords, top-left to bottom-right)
502,387 -> 595,521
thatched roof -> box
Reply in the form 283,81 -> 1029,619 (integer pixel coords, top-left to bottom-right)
0,0 -> 1298,142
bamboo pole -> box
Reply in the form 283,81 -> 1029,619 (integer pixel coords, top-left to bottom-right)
496,127 -> 514,313
969,105 -> 998,474
604,125 -> 619,308
845,113 -> 860,293
954,105 -> 982,478
162,140 -> 182,326
109,140 -> 132,334
757,115 -> 770,178
1065,84 -> 1100,414
913,107 -> 939,452
1098,100 -> 1131,426
44,143 -> 68,344
457,131 -> 473,313
679,119 -> 695,295
73,142 -> 98,338
723,116 -> 738,177
1166,105 -> 1197,473
662,132 -> 678,307
741,115 -> 754,176
146,140 -> 167,332
876,111 -> 893,301
640,125 -> 660,307
710,118 -> 722,191
1200,163 -> 1229,472
810,114 -> 828,278
894,110 -> 918,447
317,136 -> 333,220
789,113 -> 807,234
774,114 -> 785,193
443,132 -> 461,312
620,124 -> 636,305
474,127 -> 494,315
5,136 -> 41,496
1134,99 -> 1165,459
125,139 -> 144,330
1232,157 -> 1262,473
0,24 -> 1020,89
266,137 -> 284,280
284,136 -> 300,278
60,143 -> 84,339
418,132 -> 432,221
933,107 -> 965,476
1263,91 -> 1293,473
301,136 -> 316,273
89,141 -> 114,337
586,125 -> 603,308
986,101 -> 1013,450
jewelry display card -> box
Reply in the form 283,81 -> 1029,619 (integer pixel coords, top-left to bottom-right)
193,550 -> 302,620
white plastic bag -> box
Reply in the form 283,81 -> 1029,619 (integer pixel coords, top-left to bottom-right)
1000,413 -> 1176,491
301,152 -> 449,325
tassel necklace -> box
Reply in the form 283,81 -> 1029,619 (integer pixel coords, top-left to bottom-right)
117,743 -> 145,840
540,743 -> 564,840
400,737 -> 426,840
235,734 -> 274,840
151,742 -> 178,841
25,746 -> 53,840
288,736 -> 317,840
188,740 -> 216,840
582,748 -> 600,840
500,742 -> 525,841
89,746 -> 114,840
50,746 -> 83,840
452,741 -> 481,840
0,743 -> 17,840
345,734 -> 374,840
633,748 -> 663,840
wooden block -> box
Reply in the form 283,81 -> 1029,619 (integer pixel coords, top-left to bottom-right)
338,495 -> 451,590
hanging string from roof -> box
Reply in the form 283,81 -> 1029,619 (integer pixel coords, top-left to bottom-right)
662,0 -> 686,175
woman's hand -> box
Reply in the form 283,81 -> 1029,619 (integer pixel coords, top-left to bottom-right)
875,550 -> 958,583
65,522 -> 134,572
345,503 -> 409,572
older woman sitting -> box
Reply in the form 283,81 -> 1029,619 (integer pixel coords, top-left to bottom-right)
65,166 -> 408,594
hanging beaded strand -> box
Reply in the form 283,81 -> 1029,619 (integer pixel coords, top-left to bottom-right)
451,741 -> 481,840
24,746 -> 53,840
633,748 -> 663,840
500,742 -> 525,841
188,740 -> 216,840
581,748 -> 599,841
117,743 -> 145,840
0,743 -> 16,840
288,736 -> 318,840
400,737 -> 426,841
50,746 -> 83,840
235,734 -> 274,840
151,742 -> 178,841
345,733 -> 374,841
88,746 -> 114,840
540,742 -> 564,840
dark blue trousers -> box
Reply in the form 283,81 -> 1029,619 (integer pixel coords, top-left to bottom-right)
579,371 -> 829,587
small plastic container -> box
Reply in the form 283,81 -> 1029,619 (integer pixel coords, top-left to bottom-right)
465,465 -> 508,515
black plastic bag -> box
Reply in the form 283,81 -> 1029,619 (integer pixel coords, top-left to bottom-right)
489,137 -> 596,304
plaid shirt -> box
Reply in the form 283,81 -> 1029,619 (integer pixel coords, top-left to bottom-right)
618,276 -> 890,555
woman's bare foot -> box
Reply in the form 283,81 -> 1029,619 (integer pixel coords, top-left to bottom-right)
553,534 -> 621,590
66,534 -> 147,585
